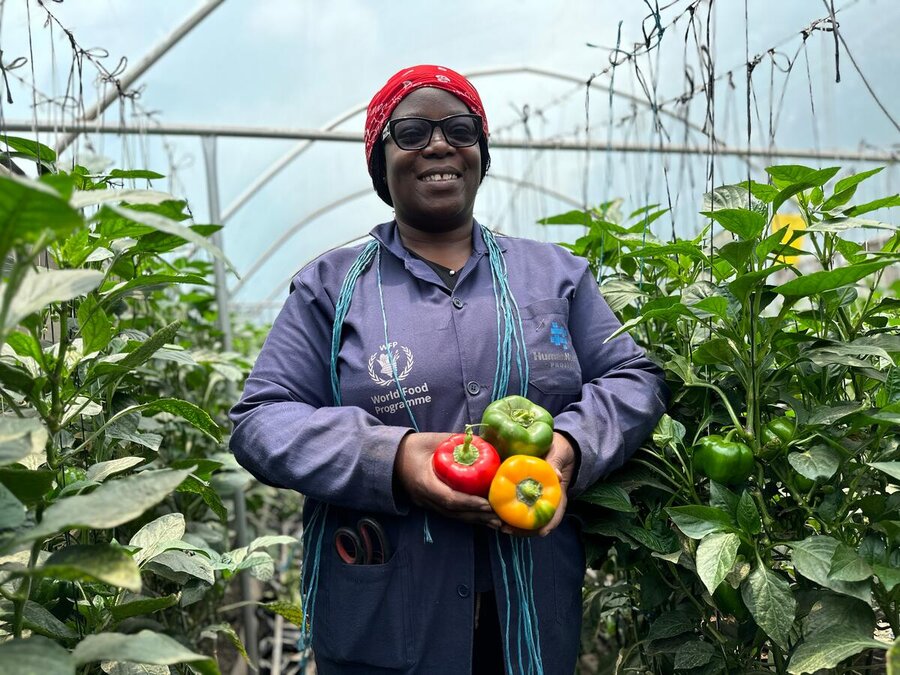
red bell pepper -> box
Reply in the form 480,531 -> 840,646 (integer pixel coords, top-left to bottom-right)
432,428 -> 501,498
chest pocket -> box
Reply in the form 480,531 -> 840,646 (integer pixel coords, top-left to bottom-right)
521,298 -> 582,395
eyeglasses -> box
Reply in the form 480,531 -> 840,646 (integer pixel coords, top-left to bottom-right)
381,113 -> 483,151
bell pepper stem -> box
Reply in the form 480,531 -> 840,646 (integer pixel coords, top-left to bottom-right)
453,427 -> 479,466
516,478 -> 543,506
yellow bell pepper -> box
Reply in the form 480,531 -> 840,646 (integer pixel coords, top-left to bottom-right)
489,455 -> 561,530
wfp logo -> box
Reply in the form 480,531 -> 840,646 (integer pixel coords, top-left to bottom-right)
368,342 -> 414,386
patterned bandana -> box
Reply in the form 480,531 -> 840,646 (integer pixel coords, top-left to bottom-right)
364,65 -> 489,176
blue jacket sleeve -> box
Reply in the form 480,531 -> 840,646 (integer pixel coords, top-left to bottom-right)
553,266 -> 669,495
228,270 -> 412,514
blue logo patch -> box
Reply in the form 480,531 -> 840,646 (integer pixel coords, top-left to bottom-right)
549,322 -> 569,350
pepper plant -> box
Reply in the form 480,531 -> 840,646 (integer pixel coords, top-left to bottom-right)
0,139 -> 300,674
543,165 -> 900,674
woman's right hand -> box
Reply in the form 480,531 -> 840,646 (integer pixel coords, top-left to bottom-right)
394,432 -> 502,529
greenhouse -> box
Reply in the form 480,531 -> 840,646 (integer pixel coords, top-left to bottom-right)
0,1 -> 898,673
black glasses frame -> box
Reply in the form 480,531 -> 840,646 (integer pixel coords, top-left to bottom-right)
381,113 -> 483,151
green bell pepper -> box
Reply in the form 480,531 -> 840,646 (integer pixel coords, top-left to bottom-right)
480,395 -> 554,459
758,416 -> 795,459
692,432 -> 754,486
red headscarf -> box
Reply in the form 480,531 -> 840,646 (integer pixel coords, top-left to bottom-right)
364,65 -> 489,176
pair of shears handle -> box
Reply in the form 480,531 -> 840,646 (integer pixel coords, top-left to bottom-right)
333,517 -> 391,565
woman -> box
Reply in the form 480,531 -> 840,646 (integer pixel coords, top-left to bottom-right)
229,65 -> 668,675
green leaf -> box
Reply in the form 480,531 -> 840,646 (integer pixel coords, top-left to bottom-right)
175,474 -> 228,522
788,446 -> 840,481
873,564 -> 900,592
788,629 -> 885,674
701,208 -> 766,240
692,338 -> 735,366
20,468 -> 192,541
807,216 -> 897,233
673,640 -> 716,670
728,265 -> 787,302
93,321 -> 181,375
0,635 -> 74,675
536,209 -> 593,226
741,562 -> 796,649
0,175 -> 82,259
870,462 -> 900,484
145,398 -> 221,442
806,401 -> 867,426
203,623 -> 250,665
77,294 -> 111,355
99,273 -> 210,305
833,167 -> 883,194
263,600 -> 304,626
776,260 -> 893,296
2,268 -> 104,332
646,610 -> 696,641
845,195 -> 900,217
577,483 -> 635,512
72,630 -> 219,675
144,550 -> 214,585
30,544 -> 141,592
1,136 -> 58,163
651,414 -> 686,451
703,184 -> 762,211
0,482 -> 25,528
718,239 -> 756,270
890,635 -> 900,675
0,416 -> 47,467
106,205 -> 236,275
708,482 -> 739,517
737,491 -> 762,535
86,456 -> 146,482
129,513 -> 186,565
666,505 -> 735,539
0,599 -> 78,640
0,466 -> 55,505
106,169 -> 165,180
110,593 -> 180,620
829,543 -> 874,582
791,536 -> 872,603
70,189 -> 174,210
696,532 -> 740,596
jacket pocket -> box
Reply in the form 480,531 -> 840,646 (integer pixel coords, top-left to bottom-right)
317,548 -> 413,668
520,298 -> 582,395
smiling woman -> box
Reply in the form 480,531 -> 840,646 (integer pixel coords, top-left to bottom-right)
228,64 -> 669,674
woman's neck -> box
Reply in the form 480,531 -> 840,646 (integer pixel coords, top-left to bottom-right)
395,219 -> 474,271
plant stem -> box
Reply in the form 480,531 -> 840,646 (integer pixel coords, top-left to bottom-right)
11,539 -> 43,638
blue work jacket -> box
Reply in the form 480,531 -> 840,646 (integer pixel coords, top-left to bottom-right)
229,221 -> 668,674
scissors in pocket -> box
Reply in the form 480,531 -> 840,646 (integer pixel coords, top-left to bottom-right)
333,517 -> 391,565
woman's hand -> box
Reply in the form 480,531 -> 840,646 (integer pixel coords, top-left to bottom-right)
499,432 -> 577,538
394,432 -> 502,529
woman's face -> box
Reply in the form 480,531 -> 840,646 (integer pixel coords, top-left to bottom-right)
384,88 -> 482,233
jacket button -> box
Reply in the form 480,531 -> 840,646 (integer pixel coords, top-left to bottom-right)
451,297 -> 464,309
466,381 -> 480,396
457,584 -> 470,598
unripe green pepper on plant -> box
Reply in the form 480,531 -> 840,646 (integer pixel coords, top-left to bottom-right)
480,395 -> 554,459
758,416 -> 795,459
692,431 -> 754,486
713,581 -> 750,621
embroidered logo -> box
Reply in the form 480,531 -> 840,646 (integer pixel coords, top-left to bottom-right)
368,342 -> 414,386
549,322 -> 569,350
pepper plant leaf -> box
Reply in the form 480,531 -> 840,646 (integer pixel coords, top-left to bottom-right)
19,468 -> 193,541
791,536 -> 871,603
776,260 -> 893,296
696,532 -> 740,596
741,562 -> 796,649
72,630 -> 220,675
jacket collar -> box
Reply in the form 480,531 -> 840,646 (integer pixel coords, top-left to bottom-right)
368,219 -> 505,262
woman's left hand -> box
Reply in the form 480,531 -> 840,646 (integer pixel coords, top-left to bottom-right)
499,432 -> 576,538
